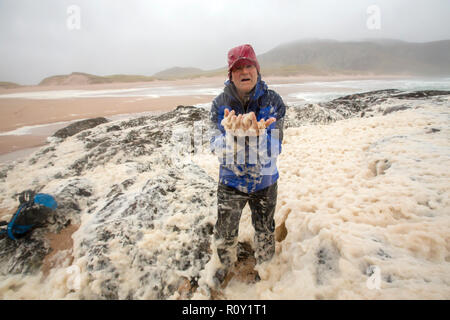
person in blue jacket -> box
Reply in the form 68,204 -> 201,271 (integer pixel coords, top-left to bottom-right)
209,44 -> 286,286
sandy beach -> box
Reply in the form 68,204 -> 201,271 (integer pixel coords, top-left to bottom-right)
0,74 -> 417,158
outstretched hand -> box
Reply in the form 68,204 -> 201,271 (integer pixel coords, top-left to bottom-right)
222,109 -> 276,136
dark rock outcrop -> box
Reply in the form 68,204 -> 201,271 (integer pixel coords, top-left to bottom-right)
392,90 -> 450,99
52,117 -> 109,139
286,89 -> 449,128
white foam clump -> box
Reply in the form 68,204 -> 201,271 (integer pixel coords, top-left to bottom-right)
221,112 -> 266,137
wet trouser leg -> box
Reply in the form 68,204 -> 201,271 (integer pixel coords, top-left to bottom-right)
214,182 -> 278,269
249,182 -> 277,264
214,183 -> 248,269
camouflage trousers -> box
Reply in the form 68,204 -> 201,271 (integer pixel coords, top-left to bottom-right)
213,182 -> 277,269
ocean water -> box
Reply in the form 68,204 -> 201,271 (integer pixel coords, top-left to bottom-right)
274,77 -> 450,103
0,85 -> 223,100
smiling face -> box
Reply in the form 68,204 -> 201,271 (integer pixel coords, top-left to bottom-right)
230,61 -> 258,97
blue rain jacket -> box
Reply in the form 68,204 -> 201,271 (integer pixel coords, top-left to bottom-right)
209,76 -> 286,193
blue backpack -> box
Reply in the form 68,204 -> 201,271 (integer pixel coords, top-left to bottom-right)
0,190 -> 57,240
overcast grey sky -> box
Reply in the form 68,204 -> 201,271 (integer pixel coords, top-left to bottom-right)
1,0 -> 449,85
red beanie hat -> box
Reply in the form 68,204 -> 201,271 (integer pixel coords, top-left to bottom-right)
227,44 -> 260,78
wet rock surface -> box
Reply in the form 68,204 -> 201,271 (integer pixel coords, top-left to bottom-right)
52,117 -> 109,139
76,167 -> 215,299
0,105 -> 215,299
286,89 -> 450,127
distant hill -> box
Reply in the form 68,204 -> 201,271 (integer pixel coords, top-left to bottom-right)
39,72 -> 155,86
152,67 -> 206,79
257,39 -> 450,76
151,39 -> 450,78
151,66 -> 227,79
0,81 -> 22,89
103,74 -> 156,83
33,39 -> 450,86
